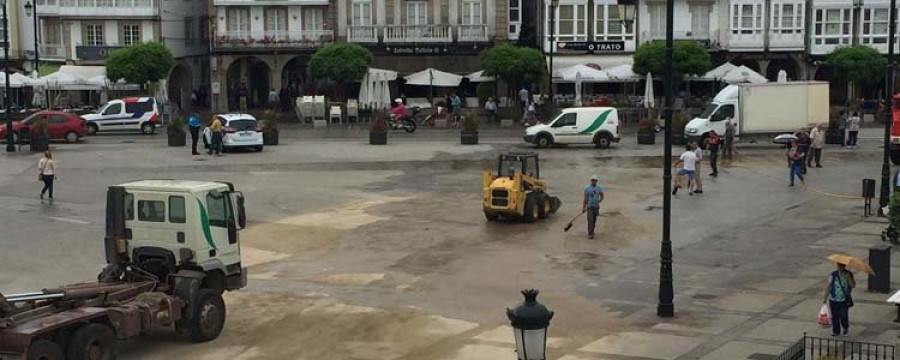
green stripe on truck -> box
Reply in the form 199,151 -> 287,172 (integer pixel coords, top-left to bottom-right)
196,198 -> 217,250
579,109 -> 612,134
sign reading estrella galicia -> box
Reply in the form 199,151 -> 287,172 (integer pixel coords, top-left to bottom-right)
558,41 -> 626,52
386,46 -> 451,55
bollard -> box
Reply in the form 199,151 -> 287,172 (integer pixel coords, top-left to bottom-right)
863,179 -> 876,217
868,244 -> 892,293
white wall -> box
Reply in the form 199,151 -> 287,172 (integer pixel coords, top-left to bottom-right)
160,0 -> 209,58
289,6 -> 303,33
70,21 -> 82,60
250,6 -> 264,37
104,20 -> 119,45
17,1 -> 37,64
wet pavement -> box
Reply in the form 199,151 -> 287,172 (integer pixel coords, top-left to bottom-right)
0,127 -> 897,359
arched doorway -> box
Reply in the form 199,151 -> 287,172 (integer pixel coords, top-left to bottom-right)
226,57 -> 271,111
281,56 -> 316,97
765,59 -> 800,82
168,64 -> 193,112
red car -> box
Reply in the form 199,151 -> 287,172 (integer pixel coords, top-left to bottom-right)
0,111 -> 88,144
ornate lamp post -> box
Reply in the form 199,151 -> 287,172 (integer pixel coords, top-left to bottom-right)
507,289 -> 554,360
657,0 -> 675,317
548,0 -> 558,97
617,0 -> 636,28
24,1 -> 39,77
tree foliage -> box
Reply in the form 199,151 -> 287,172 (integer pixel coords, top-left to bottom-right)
307,42 -> 373,83
105,42 -> 174,87
827,45 -> 887,85
480,44 -> 546,85
633,41 -> 712,79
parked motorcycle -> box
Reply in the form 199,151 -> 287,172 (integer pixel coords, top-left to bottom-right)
389,114 -> 417,133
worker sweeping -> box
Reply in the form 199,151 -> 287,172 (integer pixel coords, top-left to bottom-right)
583,175 -> 605,239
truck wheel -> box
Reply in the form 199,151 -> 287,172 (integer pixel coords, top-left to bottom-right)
189,289 -> 226,342
535,135 -> 552,149
523,193 -> 538,223
538,193 -> 551,219
27,340 -> 63,360
66,323 -> 117,360
141,123 -> 155,135
594,134 -> 612,149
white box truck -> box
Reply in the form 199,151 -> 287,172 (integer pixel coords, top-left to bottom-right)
684,81 -> 830,143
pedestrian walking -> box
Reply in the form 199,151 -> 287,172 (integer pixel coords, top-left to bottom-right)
692,142 -> 703,194
238,83 -> 249,112
38,150 -> 55,200
188,113 -> 201,156
518,87 -> 530,116
847,112 -> 861,148
808,123 -> 825,168
788,140 -> 805,186
484,97 -> 498,123
838,111 -> 848,147
796,127 -> 811,174
208,116 -> 224,156
823,263 -> 855,337
673,145 -> 697,196
723,119 -> 735,158
707,130 -> 720,177
582,175 -> 605,239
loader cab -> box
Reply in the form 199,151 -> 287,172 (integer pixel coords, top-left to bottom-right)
498,153 -> 540,179
105,180 -> 247,291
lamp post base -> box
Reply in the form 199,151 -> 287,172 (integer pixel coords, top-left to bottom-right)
657,304 -> 674,317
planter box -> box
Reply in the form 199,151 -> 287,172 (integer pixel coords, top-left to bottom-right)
825,130 -> 844,145
313,119 -> 328,129
167,132 -> 186,147
461,133 -> 479,145
369,131 -> 387,145
263,132 -> 280,145
637,131 -> 656,145
500,119 -> 515,128
434,119 -> 448,128
30,136 -> 49,152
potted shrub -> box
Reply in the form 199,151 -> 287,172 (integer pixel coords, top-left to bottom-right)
370,113 -> 387,145
637,119 -> 656,145
671,111 -> 689,146
30,118 -> 49,152
460,116 -> 479,145
262,113 -> 280,145
167,117 -> 186,147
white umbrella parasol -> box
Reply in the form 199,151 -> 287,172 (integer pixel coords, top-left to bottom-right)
358,72 -> 370,107
404,68 -> 463,87
575,72 -> 583,106
380,73 -> 391,110
465,70 -> 494,82
644,72 -> 655,109
721,65 -> 768,84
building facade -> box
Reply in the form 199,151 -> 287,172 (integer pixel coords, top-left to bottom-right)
3,0 -> 25,67
31,0 -> 209,108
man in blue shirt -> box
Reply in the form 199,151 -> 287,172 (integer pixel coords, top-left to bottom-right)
583,175 -> 605,239
188,113 -> 202,155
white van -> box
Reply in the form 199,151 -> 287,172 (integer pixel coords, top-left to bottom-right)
82,97 -> 160,135
524,107 -> 620,148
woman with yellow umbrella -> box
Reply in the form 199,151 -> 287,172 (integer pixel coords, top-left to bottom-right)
822,254 -> 873,337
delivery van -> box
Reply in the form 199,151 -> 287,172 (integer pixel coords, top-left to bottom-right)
82,97 -> 160,135
523,107 -> 620,148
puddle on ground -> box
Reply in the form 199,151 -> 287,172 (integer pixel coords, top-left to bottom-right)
275,196 -> 413,230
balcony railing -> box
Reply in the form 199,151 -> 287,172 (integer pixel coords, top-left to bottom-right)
215,30 -> 334,50
348,26 -> 379,43
56,0 -> 156,16
40,44 -> 66,59
458,24 -> 489,42
383,25 -> 453,43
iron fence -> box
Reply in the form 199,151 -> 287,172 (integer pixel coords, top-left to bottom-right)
775,333 -> 895,360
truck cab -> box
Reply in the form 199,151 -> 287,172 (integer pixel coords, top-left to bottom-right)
106,180 -> 247,292
685,85 -> 739,142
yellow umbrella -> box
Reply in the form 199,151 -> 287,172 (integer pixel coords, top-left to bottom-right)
827,254 -> 875,275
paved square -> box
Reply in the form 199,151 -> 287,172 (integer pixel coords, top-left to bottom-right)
840,222 -> 887,236
744,318 -> 841,342
748,278 -> 820,294
698,341 -> 787,360
652,313 -> 750,335
814,234 -> 881,249
471,325 -> 568,348
694,292 -> 787,313
437,344 -> 515,360
578,331 -> 705,359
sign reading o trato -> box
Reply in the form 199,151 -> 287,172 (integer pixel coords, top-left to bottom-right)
557,41 -> 626,52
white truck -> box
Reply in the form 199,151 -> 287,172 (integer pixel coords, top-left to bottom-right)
684,82 -> 830,143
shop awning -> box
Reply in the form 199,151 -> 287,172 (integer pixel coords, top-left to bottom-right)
600,64 -> 640,82
554,64 -> 608,83
721,65 -> 768,84
694,62 -> 737,81
33,65 -> 137,90
465,70 -> 495,82
0,72 -> 33,88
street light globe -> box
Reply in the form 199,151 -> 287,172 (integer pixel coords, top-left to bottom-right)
24,1 -> 33,17
617,0 -> 636,27
506,289 -> 554,360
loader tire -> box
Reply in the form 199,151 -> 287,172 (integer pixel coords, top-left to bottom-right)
538,193 -> 551,219
484,212 -> 500,221
27,340 -> 63,360
66,323 -> 117,360
189,289 -> 226,343
523,193 -> 538,223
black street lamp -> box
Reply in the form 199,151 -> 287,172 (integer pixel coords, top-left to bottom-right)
880,0 -> 897,215
507,289 -> 553,360
548,0 -> 558,98
24,1 -> 39,79
2,0 -> 12,153
657,0 -> 675,317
